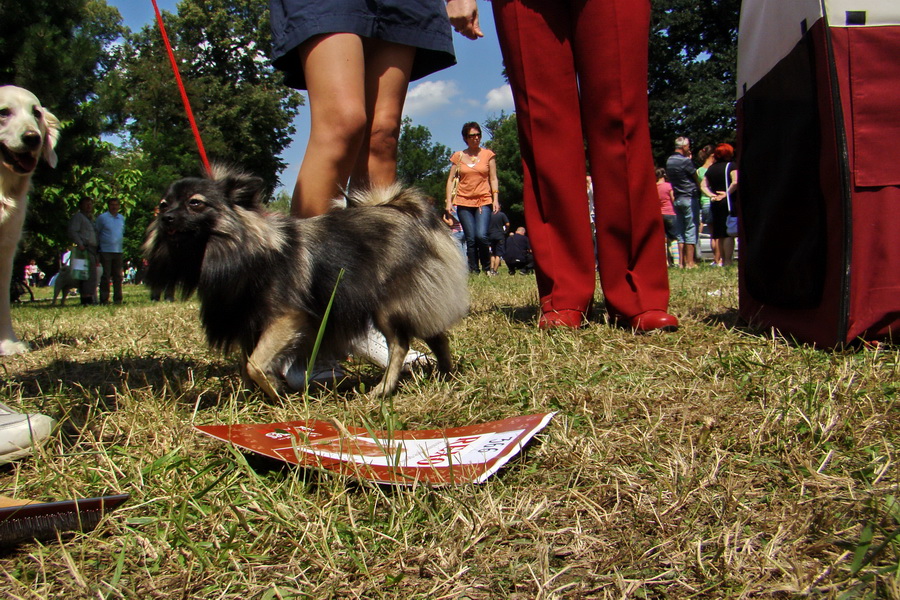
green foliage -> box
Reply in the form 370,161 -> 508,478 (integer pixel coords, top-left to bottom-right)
396,116 -> 451,202
484,113 -> 524,227
267,189 -> 292,215
112,0 -> 302,197
648,0 -> 740,165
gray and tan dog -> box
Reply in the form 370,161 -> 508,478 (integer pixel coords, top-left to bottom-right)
0,86 -> 59,355
143,166 -> 469,397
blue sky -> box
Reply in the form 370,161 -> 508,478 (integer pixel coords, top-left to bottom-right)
110,1 -> 513,194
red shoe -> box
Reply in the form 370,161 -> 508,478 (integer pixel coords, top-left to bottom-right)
623,310 -> 679,332
539,309 -> 586,330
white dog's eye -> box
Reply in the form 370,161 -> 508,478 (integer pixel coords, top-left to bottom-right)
32,106 -> 41,119
0,108 -> 10,118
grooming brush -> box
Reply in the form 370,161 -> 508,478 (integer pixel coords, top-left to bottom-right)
0,493 -> 129,547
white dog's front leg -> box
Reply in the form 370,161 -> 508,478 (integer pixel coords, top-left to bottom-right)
0,213 -> 28,355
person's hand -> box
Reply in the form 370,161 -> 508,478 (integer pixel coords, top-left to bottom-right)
446,0 -> 483,40
492,201 -> 500,213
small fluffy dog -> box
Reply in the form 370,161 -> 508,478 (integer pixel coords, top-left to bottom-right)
143,166 -> 469,397
0,86 -> 60,355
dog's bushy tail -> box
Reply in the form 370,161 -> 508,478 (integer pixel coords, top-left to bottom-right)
345,183 -> 435,221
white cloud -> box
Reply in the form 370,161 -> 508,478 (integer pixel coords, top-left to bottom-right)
404,80 -> 462,117
484,84 -> 514,113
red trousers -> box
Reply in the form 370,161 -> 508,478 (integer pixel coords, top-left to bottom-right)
492,0 -> 670,319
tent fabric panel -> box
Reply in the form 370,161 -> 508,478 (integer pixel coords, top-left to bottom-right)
737,19 -> 848,346
846,187 -> 900,340
738,28 -> 829,311
737,0 -> 823,98
829,27 -> 900,340
824,0 -> 900,27
845,26 -> 900,187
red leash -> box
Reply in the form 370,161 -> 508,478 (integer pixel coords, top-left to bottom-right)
151,0 -> 211,175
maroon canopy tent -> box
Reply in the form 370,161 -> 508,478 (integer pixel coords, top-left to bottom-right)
736,1 -> 900,346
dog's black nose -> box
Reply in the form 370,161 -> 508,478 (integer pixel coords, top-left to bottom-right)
21,131 -> 41,150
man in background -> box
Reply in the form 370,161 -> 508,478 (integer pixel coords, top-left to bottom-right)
666,136 -> 701,268
487,208 -> 510,276
95,199 -> 126,304
67,197 -> 98,305
504,227 -> 533,275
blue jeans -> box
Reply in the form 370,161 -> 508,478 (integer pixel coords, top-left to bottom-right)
456,205 -> 491,272
451,229 -> 466,260
673,194 -> 700,245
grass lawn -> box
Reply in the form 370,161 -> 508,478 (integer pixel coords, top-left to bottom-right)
1,268 -> 898,599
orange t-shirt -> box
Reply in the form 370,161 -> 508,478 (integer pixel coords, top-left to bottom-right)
451,148 -> 495,207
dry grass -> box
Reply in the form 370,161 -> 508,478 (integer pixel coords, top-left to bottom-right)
1,267 -> 898,599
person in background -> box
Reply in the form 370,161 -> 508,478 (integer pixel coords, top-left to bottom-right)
95,198 -> 126,304
67,197 -> 98,305
489,0 -> 677,331
666,136 -> 701,269
700,143 -> 739,267
695,144 -> 715,241
504,227 -> 533,275
445,121 -> 500,274
442,207 -> 466,259
23,259 -> 44,287
487,207 -> 509,276
656,168 -> 677,267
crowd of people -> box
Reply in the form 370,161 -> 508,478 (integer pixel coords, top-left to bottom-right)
660,138 -> 739,268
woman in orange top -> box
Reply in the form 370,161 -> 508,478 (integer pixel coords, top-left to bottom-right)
445,122 -> 500,273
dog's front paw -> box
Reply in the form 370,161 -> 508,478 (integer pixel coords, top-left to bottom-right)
244,360 -> 283,400
0,339 -> 29,356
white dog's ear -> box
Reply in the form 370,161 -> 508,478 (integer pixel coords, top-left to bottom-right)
40,108 -> 60,168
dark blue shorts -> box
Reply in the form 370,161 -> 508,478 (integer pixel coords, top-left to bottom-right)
489,237 -> 506,257
269,0 -> 456,90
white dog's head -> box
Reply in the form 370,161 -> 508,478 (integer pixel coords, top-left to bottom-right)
0,85 -> 60,176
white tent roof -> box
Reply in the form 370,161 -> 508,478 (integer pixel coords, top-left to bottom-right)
738,0 -> 900,97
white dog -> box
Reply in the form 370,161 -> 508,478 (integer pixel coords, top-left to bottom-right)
0,86 -> 60,355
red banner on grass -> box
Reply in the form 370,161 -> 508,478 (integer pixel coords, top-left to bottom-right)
195,412 -> 555,486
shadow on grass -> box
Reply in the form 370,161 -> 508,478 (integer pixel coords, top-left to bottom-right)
496,304 -> 539,325
702,307 -> 743,330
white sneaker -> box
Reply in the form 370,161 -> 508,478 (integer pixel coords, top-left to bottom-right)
282,360 -> 346,391
0,404 -> 55,464
355,327 -> 431,369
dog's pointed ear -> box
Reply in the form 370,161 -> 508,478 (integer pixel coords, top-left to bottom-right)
40,108 -> 60,168
223,172 -> 266,209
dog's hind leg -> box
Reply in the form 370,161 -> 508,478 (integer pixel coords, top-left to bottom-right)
424,332 -> 453,374
245,311 -> 307,400
371,325 -> 410,397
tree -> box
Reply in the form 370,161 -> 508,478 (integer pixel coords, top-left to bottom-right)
101,0 -> 303,265
112,0 -> 302,197
648,0 -> 740,164
396,116 -> 451,203
484,113 -> 524,227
